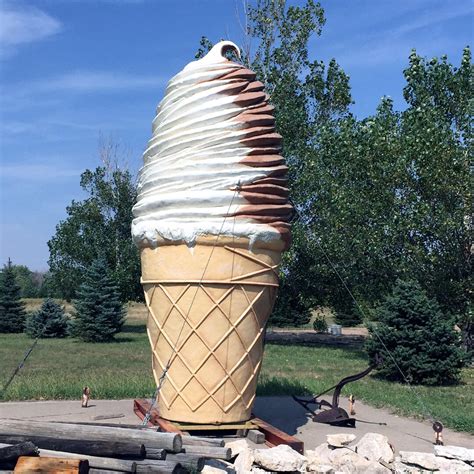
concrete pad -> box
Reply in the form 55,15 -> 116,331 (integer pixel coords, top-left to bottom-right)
0,399 -> 139,425
252,396 -> 474,453
0,397 -> 472,454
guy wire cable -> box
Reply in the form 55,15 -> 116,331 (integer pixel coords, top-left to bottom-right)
141,185 -> 241,425
291,204 -> 438,425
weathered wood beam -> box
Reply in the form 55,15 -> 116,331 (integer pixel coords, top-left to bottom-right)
134,460 -> 185,473
15,456 -> 89,474
0,434 -> 144,459
0,419 -> 181,453
160,453 -> 205,471
38,448 -> 137,473
183,445 -> 231,460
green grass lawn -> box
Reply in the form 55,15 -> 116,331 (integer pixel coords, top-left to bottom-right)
1,308 -> 472,433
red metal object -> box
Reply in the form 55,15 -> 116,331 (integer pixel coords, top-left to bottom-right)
251,415 -> 304,454
133,399 -> 304,454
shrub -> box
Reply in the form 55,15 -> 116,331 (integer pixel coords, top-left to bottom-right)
313,313 -> 328,333
366,279 -> 466,385
25,298 -> 68,338
0,259 -> 26,333
70,258 -> 126,342
270,281 -> 312,327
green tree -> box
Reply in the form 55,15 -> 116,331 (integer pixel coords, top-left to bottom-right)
366,280 -> 466,385
48,160 -> 141,303
25,298 -> 68,338
0,259 -> 26,333
296,48 -> 472,327
70,258 -> 126,342
38,272 -> 60,298
196,0 -> 352,326
11,265 -> 40,298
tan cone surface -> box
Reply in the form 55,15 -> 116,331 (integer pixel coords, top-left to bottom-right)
140,238 -> 280,423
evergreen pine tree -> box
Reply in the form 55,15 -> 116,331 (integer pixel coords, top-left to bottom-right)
25,298 -> 68,338
70,258 -> 125,342
366,280 -> 466,385
0,259 -> 26,333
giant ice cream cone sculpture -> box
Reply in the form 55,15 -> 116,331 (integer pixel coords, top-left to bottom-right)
132,41 -> 292,424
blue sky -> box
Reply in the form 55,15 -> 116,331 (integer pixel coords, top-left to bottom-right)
0,0 -> 472,270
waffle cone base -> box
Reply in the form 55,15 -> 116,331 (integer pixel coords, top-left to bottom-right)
140,237 -> 281,424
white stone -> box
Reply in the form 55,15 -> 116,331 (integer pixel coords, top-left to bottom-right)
329,447 -> 390,474
202,459 -> 236,474
253,444 -> 307,472
355,432 -> 394,463
306,462 -> 335,473
306,443 -> 334,465
234,448 -> 254,474
399,451 -> 473,472
327,433 -> 356,448
226,438 -> 252,457
393,461 -> 424,474
434,445 -> 474,463
251,469 -> 269,474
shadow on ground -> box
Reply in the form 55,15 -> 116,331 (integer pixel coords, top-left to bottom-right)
253,396 -> 310,436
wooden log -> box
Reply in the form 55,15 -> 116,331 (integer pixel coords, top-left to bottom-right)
52,421 -> 160,435
88,470 -> 125,474
0,442 -> 37,462
38,449 -> 136,473
247,429 -> 265,444
142,448 -> 166,460
53,421 -> 226,447
0,419 -> 181,453
161,453 -> 205,470
14,456 -> 88,473
181,436 -> 225,448
134,460 -> 185,473
183,445 -> 231,460
0,435 -> 144,459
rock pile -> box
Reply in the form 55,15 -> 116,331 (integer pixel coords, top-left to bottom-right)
202,433 -> 474,473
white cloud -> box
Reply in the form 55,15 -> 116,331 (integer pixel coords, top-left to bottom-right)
34,71 -> 167,92
0,162 -> 81,180
0,70 -> 167,113
0,3 -> 61,57
319,1 -> 473,68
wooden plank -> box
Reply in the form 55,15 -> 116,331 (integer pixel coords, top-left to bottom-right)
247,429 -> 265,444
183,445 -> 231,460
38,449 -> 136,473
0,435 -> 144,459
180,436 -> 225,448
160,453 -> 205,471
251,416 -> 304,454
134,460 -> 185,473
142,447 -> 166,460
0,419 -> 181,453
14,456 -> 88,474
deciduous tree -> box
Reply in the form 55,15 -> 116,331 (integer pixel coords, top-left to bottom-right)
48,142 -> 142,302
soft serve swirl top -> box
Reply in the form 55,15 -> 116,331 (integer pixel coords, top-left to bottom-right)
132,41 -> 292,249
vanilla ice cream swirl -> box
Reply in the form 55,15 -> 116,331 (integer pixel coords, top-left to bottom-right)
132,41 -> 292,249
